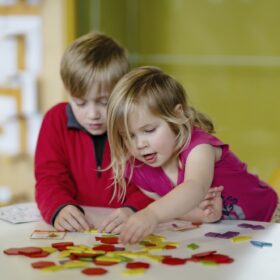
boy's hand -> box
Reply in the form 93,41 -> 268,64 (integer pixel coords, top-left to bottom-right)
98,207 -> 134,234
54,205 -> 91,232
119,208 -> 159,244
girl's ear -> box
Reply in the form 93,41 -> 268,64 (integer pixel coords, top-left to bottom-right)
174,104 -> 184,116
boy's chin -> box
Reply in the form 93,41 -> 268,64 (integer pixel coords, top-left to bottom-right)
87,128 -> 107,136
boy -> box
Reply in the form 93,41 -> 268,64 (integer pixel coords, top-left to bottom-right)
35,32 -> 153,232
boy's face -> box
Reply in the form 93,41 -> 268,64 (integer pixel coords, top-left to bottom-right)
68,84 -> 109,135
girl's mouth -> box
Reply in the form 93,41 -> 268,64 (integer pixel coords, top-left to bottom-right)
143,153 -> 157,164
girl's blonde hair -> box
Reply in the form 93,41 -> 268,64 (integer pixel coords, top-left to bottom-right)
60,32 -> 129,98
107,66 -> 214,202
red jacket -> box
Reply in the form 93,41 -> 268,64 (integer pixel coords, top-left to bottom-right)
35,103 -> 153,224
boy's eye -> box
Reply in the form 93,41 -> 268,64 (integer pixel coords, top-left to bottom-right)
75,100 -> 86,106
99,99 -> 108,105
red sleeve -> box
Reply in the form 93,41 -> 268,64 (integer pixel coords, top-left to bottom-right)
123,182 -> 154,211
34,106 -> 78,224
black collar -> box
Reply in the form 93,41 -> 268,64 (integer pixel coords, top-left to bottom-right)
66,104 -> 85,131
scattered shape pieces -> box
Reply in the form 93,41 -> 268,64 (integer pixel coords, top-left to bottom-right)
51,242 -> 74,251
82,267 -> 108,275
187,243 -> 199,250
122,268 -> 146,275
126,262 -> 150,269
95,236 -> 119,244
231,235 -> 252,243
191,251 -> 217,258
18,247 -> 43,256
238,223 -> 265,230
250,240 -> 272,248
93,244 -> 116,252
3,248 -> 21,255
191,251 -> 234,264
31,261 -> 56,269
205,231 -> 239,239
84,228 -> 98,233
162,256 -> 188,265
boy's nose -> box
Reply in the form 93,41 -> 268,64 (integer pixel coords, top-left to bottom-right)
87,106 -> 100,119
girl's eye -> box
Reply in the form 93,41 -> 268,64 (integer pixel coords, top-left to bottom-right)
144,128 -> 156,133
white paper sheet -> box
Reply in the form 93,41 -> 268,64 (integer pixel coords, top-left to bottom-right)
0,202 -> 42,223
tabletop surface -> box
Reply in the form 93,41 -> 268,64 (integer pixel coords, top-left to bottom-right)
1,205 -> 279,280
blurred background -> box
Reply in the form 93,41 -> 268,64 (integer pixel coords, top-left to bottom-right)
0,0 -> 279,206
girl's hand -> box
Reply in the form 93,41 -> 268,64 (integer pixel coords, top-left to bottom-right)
201,189 -> 223,223
119,208 -> 159,244
54,205 -> 91,232
98,207 -> 134,234
198,185 -> 223,211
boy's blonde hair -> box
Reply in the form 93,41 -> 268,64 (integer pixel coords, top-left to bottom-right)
107,66 -> 215,201
60,32 -> 129,98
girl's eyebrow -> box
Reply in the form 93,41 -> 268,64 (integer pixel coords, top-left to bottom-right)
139,123 -> 156,130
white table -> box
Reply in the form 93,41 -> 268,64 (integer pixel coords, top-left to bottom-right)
1,206 -> 279,280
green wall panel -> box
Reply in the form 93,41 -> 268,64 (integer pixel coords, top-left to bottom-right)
75,0 -> 280,181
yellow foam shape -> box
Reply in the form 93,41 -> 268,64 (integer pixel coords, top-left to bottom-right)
142,254 -> 164,262
63,261 -> 88,268
231,235 -> 252,243
144,234 -> 165,243
122,268 -> 146,275
85,228 -> 98,233
41,247 -> 57,253
95,256 -> 122,263
41,265 -> 64,272
83,249 -> 105,254
58,251 -> 71,258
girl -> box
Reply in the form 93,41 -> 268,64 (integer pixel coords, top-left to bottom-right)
103,66 -> 279,244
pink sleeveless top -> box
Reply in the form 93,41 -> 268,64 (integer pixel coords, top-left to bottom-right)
125,128 -> 278,222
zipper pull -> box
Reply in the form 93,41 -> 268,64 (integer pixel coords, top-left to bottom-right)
97,165 -> 101,177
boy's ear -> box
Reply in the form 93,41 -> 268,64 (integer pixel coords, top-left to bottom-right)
174,104 -> 184,116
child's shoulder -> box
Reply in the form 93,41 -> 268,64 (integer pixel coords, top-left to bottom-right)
185,127 -> 226,150
44,102 -> 68,119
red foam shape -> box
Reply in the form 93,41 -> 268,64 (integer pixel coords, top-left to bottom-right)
93,244 -> 116,252
126,262 -> 150,269
3,248 -> 21,255
82,267 -> 108,275
162,257 -> 188,265
51,242 -> 74,249
201,254 -> 234,264
31,261 -> 56,269
95,236 -> 119,244
191,250 -> 217,258
26,251 -> 50,258
93,260 -> 119,266
18,247 -> 43,256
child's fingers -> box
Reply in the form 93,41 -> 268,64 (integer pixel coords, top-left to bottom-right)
58,218 -> 76,232
98,213 -> 118,232
69,208 -> 90,231
199,199 -> 213,210
111,224 -> 123,235
104,217 -> 123,233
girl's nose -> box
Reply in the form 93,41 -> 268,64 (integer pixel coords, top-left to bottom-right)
136,136 -> 148,149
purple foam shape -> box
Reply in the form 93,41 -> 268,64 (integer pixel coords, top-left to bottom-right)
220,231 -> 240,239
205,232 -> 221,238
238,223 -> 265,230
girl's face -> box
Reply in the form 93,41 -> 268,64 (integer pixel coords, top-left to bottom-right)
125,105 -> 178,170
